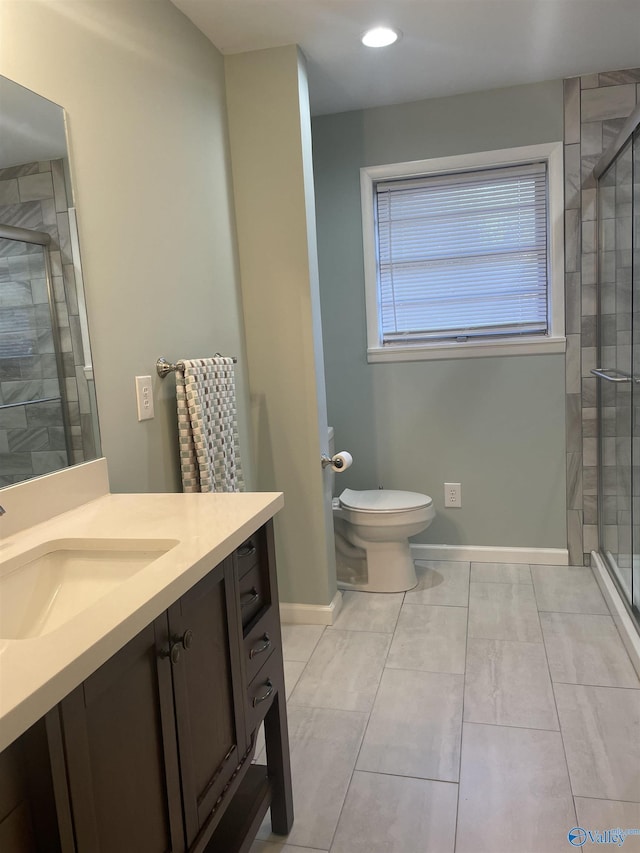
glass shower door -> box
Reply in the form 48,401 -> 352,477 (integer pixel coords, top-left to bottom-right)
596,135 -> 635,611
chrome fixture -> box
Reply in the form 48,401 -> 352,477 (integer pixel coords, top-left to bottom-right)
156,355 -> 237,378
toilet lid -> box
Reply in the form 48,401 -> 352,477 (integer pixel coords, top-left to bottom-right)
339,488 -> 432,513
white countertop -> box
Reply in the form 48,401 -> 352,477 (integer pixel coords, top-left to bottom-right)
0,488 -> 284,752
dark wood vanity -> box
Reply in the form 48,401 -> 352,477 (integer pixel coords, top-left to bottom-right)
0,519 -> 293,853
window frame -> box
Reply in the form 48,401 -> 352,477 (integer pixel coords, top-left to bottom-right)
360,142 -> 565,363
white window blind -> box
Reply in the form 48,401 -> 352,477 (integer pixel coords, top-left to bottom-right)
374,162 -> 549,345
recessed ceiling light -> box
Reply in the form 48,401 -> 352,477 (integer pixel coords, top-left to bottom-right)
361,26 -> 400,48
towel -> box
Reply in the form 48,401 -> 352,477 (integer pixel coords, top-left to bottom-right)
175,356 -> 244,493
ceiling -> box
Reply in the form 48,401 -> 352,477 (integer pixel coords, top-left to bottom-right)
171,0 -> 640,115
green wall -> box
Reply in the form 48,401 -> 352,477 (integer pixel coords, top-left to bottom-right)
313,80 -> 568,547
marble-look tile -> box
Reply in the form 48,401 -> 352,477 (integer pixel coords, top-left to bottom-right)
541,612 -> 640,688
554,683 -> 640,801
470,562 -> 531,584
566,393 -> 582,452
280,624 -> 325,662
256,706 -> 367,850
564,143 -> 581,210
574,800 -> 640,852
456,723 -> 576,853
565,209 -> 581,274
331,771 -> 457,853
599,68 -> 640,86
32,450 -> 68,475
51,159 -> 68,213
531,565 -> 609,614
405,560 -> 469,606
386,604 -> 467,674
567,451 -> 583,510
581,73 -> 600,89
327,590 -> 403,633
468,582 -> 542,642
0,179 -> 20,206
288,629 -> 390,712
464,639 -> 559,730
17,171 -> 54,202
356,668 -> 463,781
563,77 -> 581,144
566,334 -> 581,394
581,84 -> 637,121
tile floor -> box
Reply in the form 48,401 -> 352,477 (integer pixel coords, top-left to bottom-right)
251,560 -> 640,853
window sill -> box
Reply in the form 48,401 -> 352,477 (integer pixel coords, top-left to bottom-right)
367,336 -> 567,363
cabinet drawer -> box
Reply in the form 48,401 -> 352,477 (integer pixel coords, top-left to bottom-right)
243,607 -> 278,685
238,563 -> 267,627
245,658 -> 283,734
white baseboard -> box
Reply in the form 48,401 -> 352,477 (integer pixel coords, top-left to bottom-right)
410,544 -> 569,565
590,551 -> 640,679
280,590 -> 343,626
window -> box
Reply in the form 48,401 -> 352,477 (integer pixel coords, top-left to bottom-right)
361,143 -> 565,362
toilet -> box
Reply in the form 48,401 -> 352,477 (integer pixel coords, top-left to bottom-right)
328,430 -> 435,593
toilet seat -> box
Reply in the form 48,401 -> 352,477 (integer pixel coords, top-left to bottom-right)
339,488 -> 432,513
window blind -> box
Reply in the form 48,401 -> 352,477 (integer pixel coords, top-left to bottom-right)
374,162 -> 549,345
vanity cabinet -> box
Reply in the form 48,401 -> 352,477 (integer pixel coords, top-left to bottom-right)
0,519 -> 293,853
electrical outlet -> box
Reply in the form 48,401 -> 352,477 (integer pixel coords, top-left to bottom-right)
444,482 -> 461,508
135,375 -> 154,421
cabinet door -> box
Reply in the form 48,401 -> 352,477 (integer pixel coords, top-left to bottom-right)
167,557 -> 247,847
58,618 -> 184,853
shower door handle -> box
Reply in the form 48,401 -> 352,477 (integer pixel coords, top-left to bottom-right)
590,368 -> 632,383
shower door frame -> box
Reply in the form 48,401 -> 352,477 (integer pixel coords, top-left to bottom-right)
593,104 -> 640,626
0,222 -> 74,469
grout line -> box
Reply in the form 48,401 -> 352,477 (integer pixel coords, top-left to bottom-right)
453,563 -> 471,852
355,767 -> 459,786
537,606 -> 579,824
551,679 -> 640,690
323,590 -> 406,852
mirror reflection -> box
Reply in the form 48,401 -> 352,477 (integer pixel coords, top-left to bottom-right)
0,75 -> 100,486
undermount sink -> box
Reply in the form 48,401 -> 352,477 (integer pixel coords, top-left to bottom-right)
0,538 -> 178,640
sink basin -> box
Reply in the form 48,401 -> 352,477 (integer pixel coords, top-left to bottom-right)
0,538 -> 178,639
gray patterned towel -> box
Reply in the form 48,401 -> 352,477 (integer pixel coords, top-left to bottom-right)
175,356 -> 244,493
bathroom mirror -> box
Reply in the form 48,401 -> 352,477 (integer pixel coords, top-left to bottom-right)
0,75 -> 101,487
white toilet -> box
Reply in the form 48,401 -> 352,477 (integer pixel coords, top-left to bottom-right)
328,430 -> 435,593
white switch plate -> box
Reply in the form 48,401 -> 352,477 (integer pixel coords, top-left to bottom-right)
135,375 -> 154,421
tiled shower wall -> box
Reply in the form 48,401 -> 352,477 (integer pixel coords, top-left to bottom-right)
0,158 -> 97,485
563,67 -> 640,565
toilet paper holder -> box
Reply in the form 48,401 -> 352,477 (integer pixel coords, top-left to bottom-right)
321,452 -> 351,471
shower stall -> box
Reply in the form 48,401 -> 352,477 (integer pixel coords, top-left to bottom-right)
593,104 -> 639,624
0,223 -> 72,483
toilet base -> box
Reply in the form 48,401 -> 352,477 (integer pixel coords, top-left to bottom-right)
336,539 -> 418,593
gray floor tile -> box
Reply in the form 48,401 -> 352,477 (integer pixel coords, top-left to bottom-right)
531,565 -> 610,614
288,629 -> 390,712
470,561 -> 532,584
464,638 -> 559,730
327,590 -> 403,633
356,669 -> 463,781
541,612 -> 640,688
554,683 -> 640,801
386,603 -> 467,674
456,723 -> 576,853
256,706 -> 367,850
331,771 -> 458,853
468,582 -> 542,642
281,624 -> 325,661
284,660 -> 306,699
574,799 -> 640,851
406,560 -> 470,606
250,844 -> 327,853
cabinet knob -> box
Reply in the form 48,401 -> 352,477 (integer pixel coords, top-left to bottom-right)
180,629 -> 194,650
249,633 -> 271,659
159,643 -> 181,665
